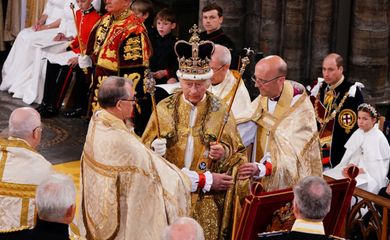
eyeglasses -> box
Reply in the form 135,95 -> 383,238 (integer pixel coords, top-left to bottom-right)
251,75 -> 284,85
211,64 -> 226,73
120,96 -> 137,103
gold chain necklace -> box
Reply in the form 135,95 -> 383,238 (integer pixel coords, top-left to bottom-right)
314,83 -> 349,125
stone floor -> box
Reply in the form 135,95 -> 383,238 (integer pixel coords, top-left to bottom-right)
0,90 -> 89,164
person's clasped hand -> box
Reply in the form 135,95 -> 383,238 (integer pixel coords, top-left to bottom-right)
151,138 -> 167,156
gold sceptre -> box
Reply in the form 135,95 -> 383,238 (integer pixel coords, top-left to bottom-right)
145,69 -> 161,138
215,48 -> 253,145
70,3 -> 88,75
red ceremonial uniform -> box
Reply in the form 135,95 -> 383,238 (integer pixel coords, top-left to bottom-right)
86,10 -> 153,135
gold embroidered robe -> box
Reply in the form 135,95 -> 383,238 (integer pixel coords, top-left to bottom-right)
251,81 -> 322,191
142,91 -> 248,240
0,137 -> 52,231
78,109 -> 191,240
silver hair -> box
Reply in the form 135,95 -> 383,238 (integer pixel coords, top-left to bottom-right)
162,217 -> 205,240
36,173 -> 76,222
213,44 -> 231,66
293,176 -> 332,220
8,107 -> 40,139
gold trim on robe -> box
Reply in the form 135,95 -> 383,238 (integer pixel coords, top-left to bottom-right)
142,91 -> 249,240
78,109 -> 191,240
251,81 -> 323,191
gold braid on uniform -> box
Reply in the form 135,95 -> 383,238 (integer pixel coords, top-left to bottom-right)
167,90 -> 221,147
314,85 -> 349,125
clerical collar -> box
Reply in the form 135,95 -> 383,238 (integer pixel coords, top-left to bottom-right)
81,5 -> 95,15
328,75 -> 344,90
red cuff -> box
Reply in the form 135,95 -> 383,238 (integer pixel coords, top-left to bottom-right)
265,161 -> 272,176
198,173 -> 206,189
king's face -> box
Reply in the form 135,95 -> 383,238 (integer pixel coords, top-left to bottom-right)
180,79 -> 209,105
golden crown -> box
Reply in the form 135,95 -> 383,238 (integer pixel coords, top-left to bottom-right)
174,24 -> 215,80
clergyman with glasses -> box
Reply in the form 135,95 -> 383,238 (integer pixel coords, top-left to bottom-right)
207,44 -> 252,124
77,76 -> 190,240
0,107 -> 53,231
237,55 -> 322,191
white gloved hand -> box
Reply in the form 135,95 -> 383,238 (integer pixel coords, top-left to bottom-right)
256,152 -> 272,179
151,138 -> 167,156
78,55 -> 92,68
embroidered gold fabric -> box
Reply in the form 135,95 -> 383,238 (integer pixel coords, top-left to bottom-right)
78,110 -> 191,240
142,91 -> 249,239
0,137 -> 52,231
252,81 -> 322,191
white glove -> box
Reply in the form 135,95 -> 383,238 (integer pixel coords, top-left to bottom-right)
78,55 -> 92,68
151,138 -> 167,156
256,152 -> 272,179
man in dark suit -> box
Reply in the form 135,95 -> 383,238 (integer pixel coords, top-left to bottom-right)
199,3 -> 237,69
259,176 -> 343,239
0,173 -> 76,240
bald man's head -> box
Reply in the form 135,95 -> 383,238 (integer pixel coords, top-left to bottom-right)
255,55 -> 287,77
9,107 -> 42,148
254,55 -> 287,98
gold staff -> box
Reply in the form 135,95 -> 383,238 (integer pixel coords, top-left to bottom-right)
70,3 -> 88,74
144,69 -> 161,138
215,48 -> 253,144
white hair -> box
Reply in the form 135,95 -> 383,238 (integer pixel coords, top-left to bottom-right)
36,173 -> 76,222
8,107 -> 40,139
213,44 -> 231,66
162,217 -> 205,240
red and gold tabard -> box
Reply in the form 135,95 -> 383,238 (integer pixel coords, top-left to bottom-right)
70,7 -> 101,54
85,10 -> 152,115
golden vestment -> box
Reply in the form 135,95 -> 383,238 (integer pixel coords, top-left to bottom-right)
0,137 -> 52,231
142,90 -> 248,240
78,109 -> 191,240
251,81 -> 322,191
208,70 -> 253,124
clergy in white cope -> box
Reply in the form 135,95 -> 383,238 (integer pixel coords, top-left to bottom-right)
77,76 -> 191,240
334,103 -> 390,194
207,44 -> 252,125
237,55 -> 322,191
0,107 -> 53,231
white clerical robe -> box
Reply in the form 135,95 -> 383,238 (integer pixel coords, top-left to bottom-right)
0,0 -> 77,104
335,126 -> 390,193
208,70 -> 252,124
0,137 -> 52,230
77,109 -> 191,240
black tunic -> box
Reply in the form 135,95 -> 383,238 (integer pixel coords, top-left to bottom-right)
0,218 -> 70,240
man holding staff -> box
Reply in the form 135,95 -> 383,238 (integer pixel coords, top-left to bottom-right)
142,25 -> 248,240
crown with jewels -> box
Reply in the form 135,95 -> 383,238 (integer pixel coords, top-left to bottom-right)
174,24 -> 215,80
358,103 -> 378,118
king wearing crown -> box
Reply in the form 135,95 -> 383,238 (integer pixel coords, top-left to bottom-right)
142,25 -> 248,240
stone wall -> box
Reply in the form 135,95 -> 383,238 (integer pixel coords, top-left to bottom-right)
199,0 -> 390,107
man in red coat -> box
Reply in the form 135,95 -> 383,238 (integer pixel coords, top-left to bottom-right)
36,0 -> 101,118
